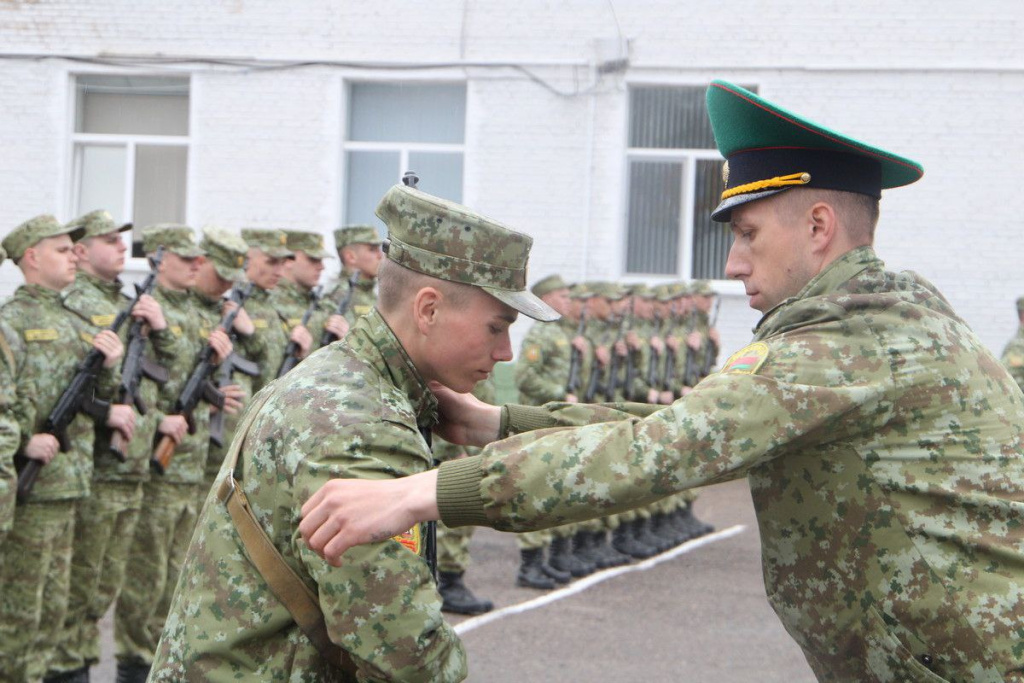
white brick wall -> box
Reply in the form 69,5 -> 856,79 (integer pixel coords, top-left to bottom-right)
1,0 -> 1022,361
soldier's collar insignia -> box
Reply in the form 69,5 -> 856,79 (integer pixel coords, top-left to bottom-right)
721,341 -> 769,375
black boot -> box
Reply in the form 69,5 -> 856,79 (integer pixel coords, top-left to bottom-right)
549,534 -> 592,578
592,529 -> 631,567
613,522 -> 654,559
540,546 -> 572,585
571,530 -> 603,573
43,667 -> 90,683
636,516 -> 670,553
116,660 -> 150,683
681,505 -> 714,538
438,571 -> 494,615
516,548 -> 557,589
651,511 -> 683,547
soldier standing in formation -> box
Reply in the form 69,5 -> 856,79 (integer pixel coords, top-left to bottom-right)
0,244 -> 16,557
1000,296 -> 1024,394
323,224 -> 383,325
149,183 -> 557,681
0,216 -> 129,681
304,80 -> 1024,681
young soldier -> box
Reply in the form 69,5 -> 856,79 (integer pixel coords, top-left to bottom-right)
322,224 -> 383,326
0,216 -> 128,682
303,81 -> 1024,681
150,184 -> 557,682
0,244 -> 20,553
114,225 -> 233,683
273,229 -> 348,371
49,210 -> 180,682
239,229 -> 301,392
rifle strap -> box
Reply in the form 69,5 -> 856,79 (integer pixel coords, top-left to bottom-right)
217,392 -> 359,682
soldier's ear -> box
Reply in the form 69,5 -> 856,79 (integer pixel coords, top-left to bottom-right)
412,285 -> 442,334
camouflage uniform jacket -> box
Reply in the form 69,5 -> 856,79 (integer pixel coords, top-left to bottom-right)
152,286 -> 213,485
515,318 -> 573,405
323,271 -> 378,326
271,278 -> 335,349
999,325 -> 1024,394
0,284 -> 117,501
623,317 -> 653,402
152,309 -> 467,682
244,284 -> 291,393
438,247 -> 1024,682
0,320 -> 23,530
62,272 -> 184,482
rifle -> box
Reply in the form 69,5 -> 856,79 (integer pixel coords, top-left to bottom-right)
646,311 -> 664,389
700,296 -> 721,377
583,339 -> 604,403
564,308 -> 587,396
276,286 -> 322,378
209,350 -> 260,448
661,303 -> 679,395
682,307 -> 701,389
151,282 -> 253,475
605,299 -> 634,402
319,270 -> 361,347
15,251 -> 168,502
109,247 -> 169,461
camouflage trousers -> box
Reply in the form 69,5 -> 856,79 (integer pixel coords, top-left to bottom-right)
50,481 -> 144,675
0,499 -> 77,682
515,528 -> 552,550
437,521 -> 475,574
115,481 -> 199,665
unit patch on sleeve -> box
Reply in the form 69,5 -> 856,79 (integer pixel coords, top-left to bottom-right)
721,341 -> 770,375
392,524 -> 422,555
24,328 -> 58,342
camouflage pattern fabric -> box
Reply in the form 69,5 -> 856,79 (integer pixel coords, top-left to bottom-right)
321,270 -> 378,327
999,325 -> 1024,394
271,277 -> 335,349
0,319 -> 22,538
244,284 -> 292,393
515,317 -> 574,405
438,247 -> 1024,681
151,310 -> 466,682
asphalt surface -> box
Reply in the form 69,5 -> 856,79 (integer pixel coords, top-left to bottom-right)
97,478 -> 817,682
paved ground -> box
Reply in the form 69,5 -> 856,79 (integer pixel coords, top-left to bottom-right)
97,478 -> 817,682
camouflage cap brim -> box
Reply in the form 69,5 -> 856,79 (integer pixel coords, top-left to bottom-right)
483,286 -> 560,322
212,262 -> 245,282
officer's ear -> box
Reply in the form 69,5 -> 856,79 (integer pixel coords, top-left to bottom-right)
807,201 -> 838,254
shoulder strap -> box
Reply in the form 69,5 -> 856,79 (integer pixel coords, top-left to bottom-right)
217,392 -> 359,681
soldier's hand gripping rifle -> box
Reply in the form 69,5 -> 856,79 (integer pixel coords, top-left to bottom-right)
682,307 -> 701,389
700,296 -> 721,378
319,269 -> 361,347
151,282 -> 253,475
276,286 -> 322,378
15,250 -> 169,501
209,288 -> 261,447
605,299 -> 634,402
564,308 -> 587,396
646,311 -> 664,389
109,247 -> 169,462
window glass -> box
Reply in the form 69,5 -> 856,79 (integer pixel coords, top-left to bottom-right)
348,83 -> 466,144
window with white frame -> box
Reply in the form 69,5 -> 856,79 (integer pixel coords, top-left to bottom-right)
625,85 -> 756,279
71,75 -> 190,257
342,82 -> 466,232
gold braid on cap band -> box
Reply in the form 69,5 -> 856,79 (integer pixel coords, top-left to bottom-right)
721,172 -> 811,200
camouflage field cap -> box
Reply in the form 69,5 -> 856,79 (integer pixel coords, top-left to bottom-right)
376,184 -> 559,322
531,274 -> 568,298
587,281 -> 628,301
67,209 -> 132,239
285,230 -> 332,259
569,283 -> 593,300
691,280 -> 715,297
3,214 -> 86,261
707,80 -> 924,222
242,229 -> 293,259
653,283 -> 675,302
141,224 -> 205,257
334,224 -> 383,250
200,226 -> 249,282
629,283 -> 654,298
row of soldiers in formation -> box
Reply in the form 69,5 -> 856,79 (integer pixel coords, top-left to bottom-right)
437,275 -> 720,615
0,211 -> 382,683
0,205 -> 725,679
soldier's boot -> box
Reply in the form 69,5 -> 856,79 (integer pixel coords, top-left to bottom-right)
570,530 -> 600,575
632,518 -> 664,557
682,504 -> 714,538
651,510 -> 683,547
549,535 -> 591,578
438,571 -> 494,615
592,529 -> 631,567
115,660 -> 150,683
612,522 -> 653,559
516,548 -> 557,590
537,543 -> 572,584
43,667 -> 90,683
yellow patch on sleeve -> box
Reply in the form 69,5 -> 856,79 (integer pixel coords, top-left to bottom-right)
353,304 -> 371,316
287,317 -> 302,327
251,318 -> 268,329
169,325 -> 183,337
79,331 -> 94,344
721,341 -> 770,375
90,314 -> 116,327
24,328 -> 58,342
198,326 -> 211,340
554,337 -> 568,348
1006,353 -> 1024,368
523,346 -> 541,363
392,524 -> 421,555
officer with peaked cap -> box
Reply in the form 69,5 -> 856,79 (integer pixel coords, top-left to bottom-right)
151,183 -> 555,681
303,80 -> 1024,681
0,214 -> 126,681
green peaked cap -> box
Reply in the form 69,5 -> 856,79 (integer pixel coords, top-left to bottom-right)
706,80 -> 924,222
